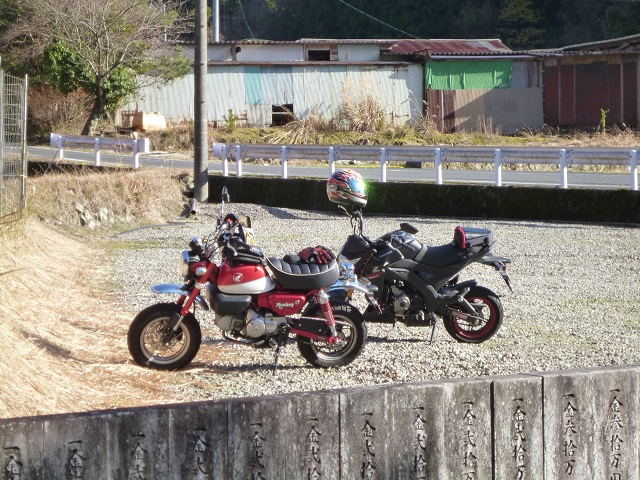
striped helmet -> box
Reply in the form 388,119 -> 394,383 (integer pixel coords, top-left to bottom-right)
326,170 -> 367,208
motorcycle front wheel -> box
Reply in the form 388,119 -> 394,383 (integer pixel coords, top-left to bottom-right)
442,287 -> 503,343
297,301 -> 367,368
127,303 -> 202,370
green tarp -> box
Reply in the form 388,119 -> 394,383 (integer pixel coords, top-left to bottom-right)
426,60 -> 513,90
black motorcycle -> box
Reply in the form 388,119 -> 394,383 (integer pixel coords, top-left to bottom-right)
332,207 -> 513,344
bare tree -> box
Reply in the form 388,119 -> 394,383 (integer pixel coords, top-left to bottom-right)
2,0 -> 192,133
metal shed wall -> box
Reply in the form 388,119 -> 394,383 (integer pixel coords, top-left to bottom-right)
123,64 -> 423,127
543,55 -> 638,128
425,59 -> 543,134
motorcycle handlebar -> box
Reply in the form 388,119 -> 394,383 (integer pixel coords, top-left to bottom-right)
383,240 -> 404,259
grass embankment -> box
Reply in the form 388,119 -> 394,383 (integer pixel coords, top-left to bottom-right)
0,168 -> 193,418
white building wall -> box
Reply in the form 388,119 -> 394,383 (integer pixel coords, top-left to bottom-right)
236,44 -> 304,61
337,44 -> 380,62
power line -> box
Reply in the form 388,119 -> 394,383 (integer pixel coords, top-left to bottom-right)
333,0 -> 419,39
237,0 -> 255,39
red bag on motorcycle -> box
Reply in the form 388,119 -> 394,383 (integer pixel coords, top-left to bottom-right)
298,245 -> 335,264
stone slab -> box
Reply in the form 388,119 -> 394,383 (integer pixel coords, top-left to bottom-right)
42,412 -> 111,480
107,406 -> 171,480
493,374 -> 544,480
167,401 -> 228,480
541,365 -> 640,480
226,389 -> 341,479
387,381 -> 445,479
0,416 -> 44,479
339,384 -> 392,480
441,377 -> 493,479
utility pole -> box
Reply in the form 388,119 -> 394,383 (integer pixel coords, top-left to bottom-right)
194,0 -> 208,202
212,0 -> 220,42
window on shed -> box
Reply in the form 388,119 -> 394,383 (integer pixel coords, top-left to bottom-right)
308,49 -> 331,61
272,104 -> 294,126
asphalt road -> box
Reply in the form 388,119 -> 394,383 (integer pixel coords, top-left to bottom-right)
28,145 -> 637,189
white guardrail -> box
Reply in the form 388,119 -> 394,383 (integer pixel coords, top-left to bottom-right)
50,133 -> 150,168
213,143 -> 639,190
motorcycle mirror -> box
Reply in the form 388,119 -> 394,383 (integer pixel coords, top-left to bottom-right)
220,187 -> 231,218
400,222 -> 419,234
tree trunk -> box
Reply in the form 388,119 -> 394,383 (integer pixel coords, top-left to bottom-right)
81,80 -> 106,135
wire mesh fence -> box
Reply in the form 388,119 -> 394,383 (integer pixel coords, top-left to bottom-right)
0,69 -> 28,232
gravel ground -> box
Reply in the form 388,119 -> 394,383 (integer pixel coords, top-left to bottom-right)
111,202 -> 640,401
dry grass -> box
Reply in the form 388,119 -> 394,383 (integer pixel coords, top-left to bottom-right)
0,168 -> 202,419
0,220 -> 195,418
27,167 -> 188,231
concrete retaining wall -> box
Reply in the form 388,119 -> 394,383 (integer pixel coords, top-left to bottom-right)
209,175 -> 640,224
208,175 -> 640,224
1,364 -> 638,479
27,161 -> 640,224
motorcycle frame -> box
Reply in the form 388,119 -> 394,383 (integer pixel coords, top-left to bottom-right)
158,256 -> 347,346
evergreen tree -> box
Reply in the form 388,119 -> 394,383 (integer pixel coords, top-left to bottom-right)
496,0 -> 544,49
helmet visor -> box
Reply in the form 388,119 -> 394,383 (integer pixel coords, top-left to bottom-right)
348,177 -> 365,196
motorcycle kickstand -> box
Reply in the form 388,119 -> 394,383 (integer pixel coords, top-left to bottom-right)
428,313 -> 438,345
272,324 -> 291,375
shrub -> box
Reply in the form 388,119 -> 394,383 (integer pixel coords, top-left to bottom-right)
27,85 -> 92,141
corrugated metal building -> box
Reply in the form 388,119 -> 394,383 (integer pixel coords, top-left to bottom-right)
123,39 -> 424,128
123,35 -> 640,134
389,39 -> 544,134
538,34 -> 640,129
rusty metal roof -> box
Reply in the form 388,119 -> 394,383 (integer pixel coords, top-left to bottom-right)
560,33 -> 640,52
390,39 -> 512,55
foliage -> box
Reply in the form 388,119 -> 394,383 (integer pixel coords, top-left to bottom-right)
42,41 -> 92,94
0,0 -> 192,134
213,0 -> 640,49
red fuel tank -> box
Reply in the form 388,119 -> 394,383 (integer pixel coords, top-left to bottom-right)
217,262 -> 276,294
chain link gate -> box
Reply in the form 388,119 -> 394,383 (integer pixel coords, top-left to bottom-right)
0,67 -> 28,232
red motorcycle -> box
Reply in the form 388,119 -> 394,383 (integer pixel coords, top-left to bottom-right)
127,190 -> 372,372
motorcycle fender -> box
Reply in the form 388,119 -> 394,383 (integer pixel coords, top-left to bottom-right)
478,254 -> 512,265
326,288 -> 349,303
150,284 -> 210,310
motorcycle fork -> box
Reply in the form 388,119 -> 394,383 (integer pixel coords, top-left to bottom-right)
163,265 -> 214,344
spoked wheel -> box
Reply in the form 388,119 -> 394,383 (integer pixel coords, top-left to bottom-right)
297,301 -> 367,368
127,303 -> 201,370
442,287 -> 503,343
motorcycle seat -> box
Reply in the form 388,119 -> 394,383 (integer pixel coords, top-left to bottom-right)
267,256 -> 339,290
413,243 -> 468,268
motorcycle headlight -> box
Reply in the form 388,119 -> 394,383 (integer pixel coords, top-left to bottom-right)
179,250 -> 190,277
338,261 -> 357,281
179,250 -> 200,277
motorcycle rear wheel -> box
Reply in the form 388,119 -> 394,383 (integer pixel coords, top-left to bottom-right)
128,303 -> 201,370
297,301 -> 367,368
442,287 -> 503,343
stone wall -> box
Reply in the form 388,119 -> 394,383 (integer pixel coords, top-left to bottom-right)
1,365 -> 638,479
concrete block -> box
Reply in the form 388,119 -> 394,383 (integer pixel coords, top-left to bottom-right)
42,412 -> 110,480
387,381 -> 445,480
542,365 -> 640,480
167,401 -> 228,480
339,384 -> 392,479
441,377 -> 493,480
107,407 -> 171,480
0,416 -> 44,479
492,374 -> 543,480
